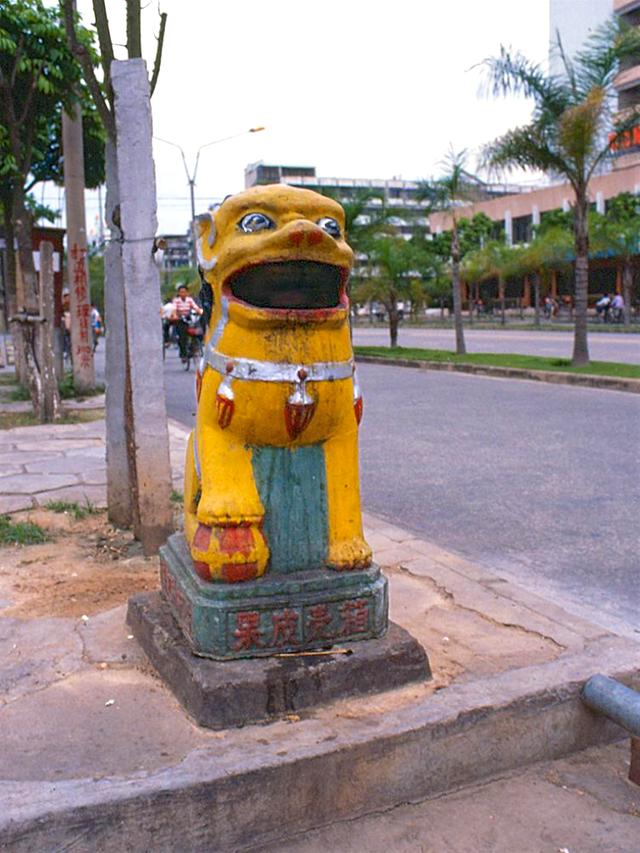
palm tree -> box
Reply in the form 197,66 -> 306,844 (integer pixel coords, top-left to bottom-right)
357,235 -> 430,347
482,17 -> 640,365
590,193 -> 640,325
419,149 -> 486,355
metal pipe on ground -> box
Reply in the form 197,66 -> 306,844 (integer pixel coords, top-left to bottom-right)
582,674 -> 640,785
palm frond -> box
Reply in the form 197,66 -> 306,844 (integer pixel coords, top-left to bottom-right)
481,45 -> 569,117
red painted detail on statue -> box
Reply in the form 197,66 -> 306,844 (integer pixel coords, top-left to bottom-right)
354,396 -> 363,425
193,523 -> 212,551
195,370 -> 202,402
272,608 -> 299,646
160,560 -> 194,639
288,229 -> 304,246
339,598 -> 369,635
233,610 -> 263,650
216,394 -> 235,428
222,561 -> 258,582
307,229 -> 324,246
192,560 -> 212,581
218,525 -> 253,556
284,400 -> 316,439
306,603 -> 333,641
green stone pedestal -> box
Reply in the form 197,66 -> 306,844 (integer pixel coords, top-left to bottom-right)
158,533 -> 389,660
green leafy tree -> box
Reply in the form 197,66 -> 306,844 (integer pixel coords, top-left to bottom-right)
355,235 -> 430,347
518,225 -> 573,325
0,0 -> 98,418
419,150 -> 488,354
462,240 -> 520,325
482,17 -> 640,364
590,192 -> 640,324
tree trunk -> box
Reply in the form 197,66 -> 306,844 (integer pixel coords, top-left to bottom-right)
387,299 -> 399,348
572,193 -> 590,366
11,190 -> 54,418
533,270 -> 541,328
451,224 -> 466,355
499,276 -> 506,326
1,188 -> 27,383
622,259 -> 633,326
38,242 -> 62,422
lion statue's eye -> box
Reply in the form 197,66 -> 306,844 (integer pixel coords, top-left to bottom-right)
238,212 -> 274,233
317,217 -> 341,238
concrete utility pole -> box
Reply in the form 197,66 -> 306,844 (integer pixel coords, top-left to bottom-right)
104,136 -> 133,528
112,59 -> 172,554
62,101 -> 96,393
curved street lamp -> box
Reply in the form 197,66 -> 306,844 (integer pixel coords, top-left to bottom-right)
155,127 -> 266,262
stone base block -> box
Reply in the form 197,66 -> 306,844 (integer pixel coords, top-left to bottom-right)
127,591 -> 431,729
159,533 -> 389,660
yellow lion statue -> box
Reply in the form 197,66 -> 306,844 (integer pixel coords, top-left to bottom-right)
183,184 -> 372,582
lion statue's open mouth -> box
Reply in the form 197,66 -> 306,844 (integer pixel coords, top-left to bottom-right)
226,260 -> 347,311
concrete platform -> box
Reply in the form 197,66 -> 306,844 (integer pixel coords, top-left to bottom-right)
127,591 -> 430,728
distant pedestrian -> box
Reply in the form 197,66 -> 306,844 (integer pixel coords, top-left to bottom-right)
543,295 -> 556,319
90,305 -> 103,352
611,292 -> 624,322
596,293 -> 611,322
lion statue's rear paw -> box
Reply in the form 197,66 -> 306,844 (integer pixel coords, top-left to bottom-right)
327,538 -> 372,571
188,520 -> 269,582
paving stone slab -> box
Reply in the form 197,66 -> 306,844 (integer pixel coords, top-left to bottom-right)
0,617 -> 85,702
15,439 -> 103,452
0,473 -> 79,495
0,495 -> 33,513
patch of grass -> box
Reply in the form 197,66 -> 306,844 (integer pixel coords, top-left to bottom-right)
0,514 -> 48,545
0,408 -> 104,430
0,373 -> 18,386
170,489 -> 183,504
45,498 -> 98,520
354,346 -> 640,380
58,372 -> 105,400
8,385 -> 31,401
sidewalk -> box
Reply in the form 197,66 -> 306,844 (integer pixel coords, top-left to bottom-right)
1,414 -> 639,850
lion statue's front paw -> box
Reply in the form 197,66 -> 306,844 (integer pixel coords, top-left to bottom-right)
188,521 -> 269,582
327,537 -> 373,571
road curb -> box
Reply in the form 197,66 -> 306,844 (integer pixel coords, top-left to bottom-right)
355,355 -> 640,393
2,635 -> 638,851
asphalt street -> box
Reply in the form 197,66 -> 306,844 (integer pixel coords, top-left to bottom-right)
353,326 -> 640,364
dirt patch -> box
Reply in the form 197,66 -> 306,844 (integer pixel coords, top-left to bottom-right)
0,509 -> 159,618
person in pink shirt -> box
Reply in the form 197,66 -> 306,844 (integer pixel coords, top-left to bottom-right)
172,284 -> 203,361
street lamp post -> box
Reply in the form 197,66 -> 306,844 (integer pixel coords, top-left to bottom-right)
155,127 -> 265,265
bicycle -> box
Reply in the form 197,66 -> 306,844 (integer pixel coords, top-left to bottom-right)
179,310 -> 204,372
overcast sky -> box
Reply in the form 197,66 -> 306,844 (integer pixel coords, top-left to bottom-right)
46,0 -> 553,236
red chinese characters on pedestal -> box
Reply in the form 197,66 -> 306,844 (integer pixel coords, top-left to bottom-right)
271,608 -> 299,647
232,611 -> 263,651
305,603 -> 334,642
339,599 -> 369,636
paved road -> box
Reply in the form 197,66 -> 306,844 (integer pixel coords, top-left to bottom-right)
353,326 -> 640,364
159,342 -> 640,634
